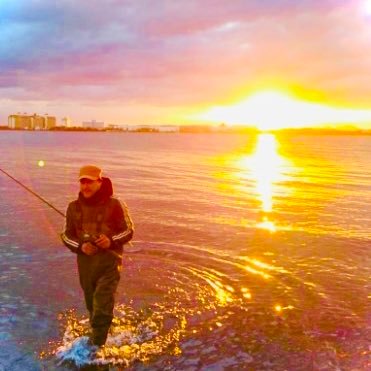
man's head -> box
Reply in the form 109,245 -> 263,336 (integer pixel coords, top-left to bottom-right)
78,165 -> 102,198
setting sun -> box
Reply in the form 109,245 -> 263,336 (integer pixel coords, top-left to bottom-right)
196,90 -> 371,130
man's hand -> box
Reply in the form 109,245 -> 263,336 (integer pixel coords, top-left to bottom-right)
94,234 -> 111,249
81,242 -> 98,255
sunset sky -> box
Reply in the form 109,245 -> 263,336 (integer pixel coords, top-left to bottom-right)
2,0 -> 371,129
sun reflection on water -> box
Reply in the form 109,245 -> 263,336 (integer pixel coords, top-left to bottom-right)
237,133 -> 289,231
187,266 -> 234,306
257,216 -> 276,232
46,305 -> 187,367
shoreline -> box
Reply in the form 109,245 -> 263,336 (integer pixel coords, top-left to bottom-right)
0,127 -> 371,136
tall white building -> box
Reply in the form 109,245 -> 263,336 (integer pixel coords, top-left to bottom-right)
61,117 -> 72,127
82,120 -> 105,129
8,113 -> 56,129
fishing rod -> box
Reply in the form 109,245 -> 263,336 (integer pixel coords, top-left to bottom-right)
0,167 -> 133,259
0,167 -> 66,218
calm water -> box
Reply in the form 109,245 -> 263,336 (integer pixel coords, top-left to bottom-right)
0,131 -> 370,370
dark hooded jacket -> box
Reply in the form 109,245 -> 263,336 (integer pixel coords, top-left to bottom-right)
61,177 -> 134,255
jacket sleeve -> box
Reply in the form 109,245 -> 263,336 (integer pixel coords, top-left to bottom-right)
110,200 -> 134,248
61,203 -> 83,254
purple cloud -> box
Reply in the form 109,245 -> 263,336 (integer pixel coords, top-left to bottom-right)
1,0 -> 371,124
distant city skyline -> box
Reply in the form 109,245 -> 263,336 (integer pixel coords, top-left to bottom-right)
2,1 -> 371,129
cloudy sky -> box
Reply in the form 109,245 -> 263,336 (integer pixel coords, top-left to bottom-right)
2,0 -> 371,128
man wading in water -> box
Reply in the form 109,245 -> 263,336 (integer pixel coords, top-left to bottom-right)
61,165 -> 134,346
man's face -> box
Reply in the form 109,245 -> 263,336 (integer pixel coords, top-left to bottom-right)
79,178 -> 102,198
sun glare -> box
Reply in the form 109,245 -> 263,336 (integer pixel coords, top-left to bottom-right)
236,133 -> 292,232
197,90 -> 371,130
365,0 -> 371,15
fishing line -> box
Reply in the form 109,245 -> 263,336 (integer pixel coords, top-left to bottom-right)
0,166 -> 130,259
0,167 -> 66,217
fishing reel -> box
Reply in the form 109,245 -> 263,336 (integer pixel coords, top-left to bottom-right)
81,233 -> 99,245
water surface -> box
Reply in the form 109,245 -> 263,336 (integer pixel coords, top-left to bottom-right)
0,131 -> 370,370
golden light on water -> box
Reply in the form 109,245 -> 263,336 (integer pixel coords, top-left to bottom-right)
237,133 -> 289,231
243,292 -> 252,299
214,132 -> 294,233
188,267 -> 234,306
241,288 -> 252,299
275,304 -> 294,313
248,134 -> 281,212
205,278 -> 233,305
246,258 -> 289,274
238,134 -> 277,213
257,216 -> 276,232
49,305 -> 187,366
244,265 -> 271,280
275,305 -> 282,313
238,256 -> 289,281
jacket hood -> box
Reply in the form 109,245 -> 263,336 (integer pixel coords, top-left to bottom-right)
78,177 -> 113,205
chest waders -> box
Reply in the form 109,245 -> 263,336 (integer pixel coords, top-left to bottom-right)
0,167 -> 130,346
75,201 -> 121,346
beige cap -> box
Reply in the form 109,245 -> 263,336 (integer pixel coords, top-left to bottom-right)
78,165 -> 102,180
